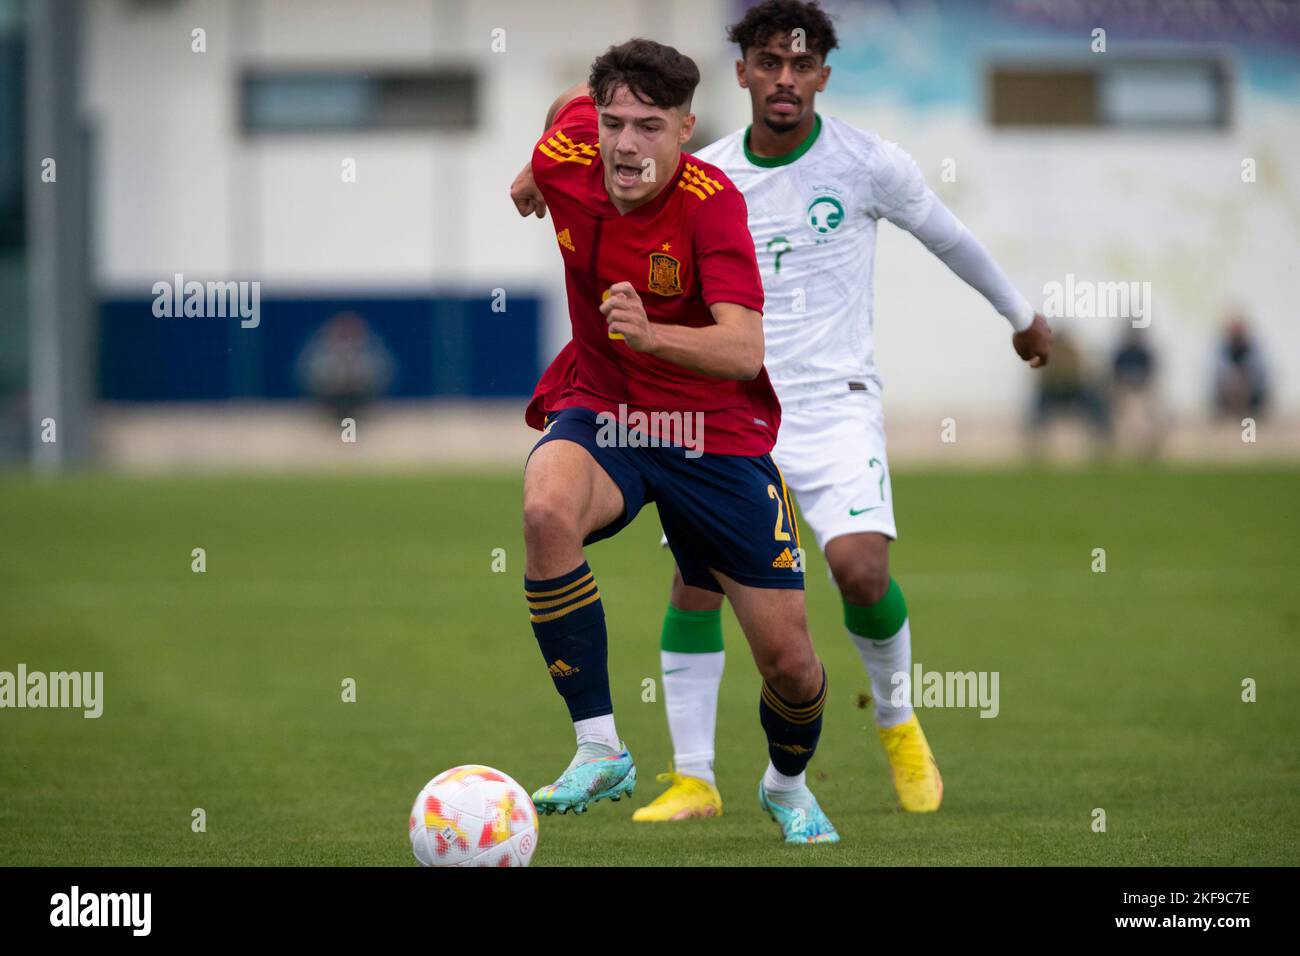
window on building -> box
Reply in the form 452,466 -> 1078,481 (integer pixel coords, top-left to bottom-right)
241,69 -> 478,133
989,57 -> 1229,129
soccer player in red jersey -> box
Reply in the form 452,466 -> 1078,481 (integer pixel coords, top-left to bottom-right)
509,39 -> 838,842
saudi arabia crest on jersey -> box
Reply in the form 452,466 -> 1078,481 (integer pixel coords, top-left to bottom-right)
806,187 -> 846,236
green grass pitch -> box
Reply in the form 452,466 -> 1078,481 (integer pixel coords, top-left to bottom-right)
1,466 -> 1297,866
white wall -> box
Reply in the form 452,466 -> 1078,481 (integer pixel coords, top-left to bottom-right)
842,93 -> 1300,419
83,0 -> 1299,418
84,0 -> 736,365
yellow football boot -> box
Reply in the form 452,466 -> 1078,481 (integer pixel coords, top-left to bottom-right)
631,770 -> 723,822
877,714 -> 943,812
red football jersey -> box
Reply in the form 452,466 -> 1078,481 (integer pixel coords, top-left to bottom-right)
527,96 -> 780,456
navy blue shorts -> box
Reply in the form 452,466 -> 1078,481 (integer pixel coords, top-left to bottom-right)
531,407 -> 803,593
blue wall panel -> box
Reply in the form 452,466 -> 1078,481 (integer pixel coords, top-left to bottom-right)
98,293 -> 540,401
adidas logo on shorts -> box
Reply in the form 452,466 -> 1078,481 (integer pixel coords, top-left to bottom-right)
771,547 -> 796,569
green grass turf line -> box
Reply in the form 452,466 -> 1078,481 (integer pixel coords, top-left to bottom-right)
0,467 -> 1297,865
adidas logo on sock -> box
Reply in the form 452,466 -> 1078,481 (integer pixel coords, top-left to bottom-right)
773,742 -> 812,754
548,659 -> 580,677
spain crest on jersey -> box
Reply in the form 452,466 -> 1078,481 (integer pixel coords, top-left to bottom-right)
647,252 -> 683,296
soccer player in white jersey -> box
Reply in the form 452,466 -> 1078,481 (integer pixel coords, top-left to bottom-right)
633,0 -> 1053,823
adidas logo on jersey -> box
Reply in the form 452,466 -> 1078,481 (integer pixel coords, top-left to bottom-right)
771,547 -> 796,569
556,228 -> 575,251
548,659 -> 580,678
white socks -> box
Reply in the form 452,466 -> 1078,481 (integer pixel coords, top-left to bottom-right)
658,619 -> 914,793
763,762 -> 806,794
573,714 -> 621,755
662,649 -> 724,784
848,618 -> 914,728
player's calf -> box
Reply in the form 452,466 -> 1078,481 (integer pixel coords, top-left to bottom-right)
521,429 -> 634,813
526,561 -> 611,721
756,665 -> 840,844
759,662 -> 828,780
828,542 -> 944,812
522,457 -> 617,739
525,560 -> 636,814
659,581 -> 726,786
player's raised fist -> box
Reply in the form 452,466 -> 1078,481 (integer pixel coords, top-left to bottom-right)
1012,313 -> 1052,368
600,282 -> 655,353
510,161 -> 547,219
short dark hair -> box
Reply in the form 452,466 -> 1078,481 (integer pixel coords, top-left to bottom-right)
589,38 -> 701,111
727,0 -> 839,61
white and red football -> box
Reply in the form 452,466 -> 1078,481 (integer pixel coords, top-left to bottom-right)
408,765 -> 538,867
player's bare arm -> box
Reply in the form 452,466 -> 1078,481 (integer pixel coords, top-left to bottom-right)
510,83 -> 592,219
510,163 -> 546,219
599,281 -> 763,380
544,82 -> 592,130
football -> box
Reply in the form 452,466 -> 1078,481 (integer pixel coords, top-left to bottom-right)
409,765 -> 539,867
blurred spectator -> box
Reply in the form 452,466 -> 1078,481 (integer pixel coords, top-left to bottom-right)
296,311 -> 394,422
1110,327 -> 1162,455
1213,314 -> 1269,419
1028,328 -> 1110,452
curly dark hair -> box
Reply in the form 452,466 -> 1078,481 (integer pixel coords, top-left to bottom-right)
589,38 -> 701,110
727,0 -> 839,61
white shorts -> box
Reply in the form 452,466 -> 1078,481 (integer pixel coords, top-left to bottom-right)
657,391 -> 896,559
770,390 -> 896,552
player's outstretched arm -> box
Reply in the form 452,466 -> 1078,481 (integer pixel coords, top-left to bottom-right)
872,140 -> 1052,367
904,197 -> 1052,367
600,282 -> 764,380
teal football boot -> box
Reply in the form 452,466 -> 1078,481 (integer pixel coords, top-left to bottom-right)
758,780 -> 840,844
531,744 -> 637,815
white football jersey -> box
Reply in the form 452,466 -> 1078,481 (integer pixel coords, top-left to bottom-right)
693,114 -> 936,404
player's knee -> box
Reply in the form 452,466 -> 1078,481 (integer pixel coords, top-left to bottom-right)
754,650 -> 787,687
522,493 -> 581,548
756,642 -> 818,696
832,556 -> 890,606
